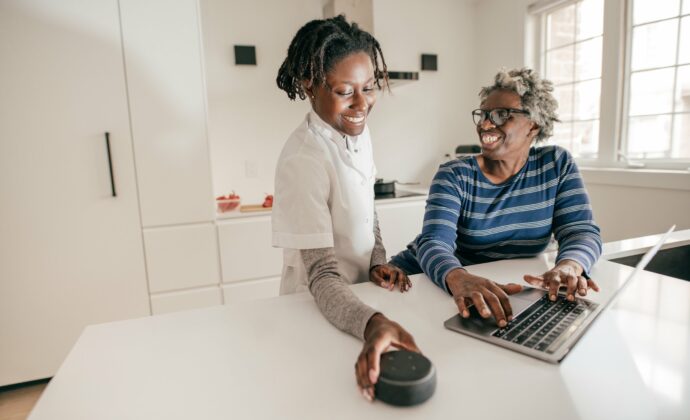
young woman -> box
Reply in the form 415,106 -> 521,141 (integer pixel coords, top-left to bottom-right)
272,15 -> 420,401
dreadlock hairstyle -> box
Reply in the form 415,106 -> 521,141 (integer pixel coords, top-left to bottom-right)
277,15 -> 389,100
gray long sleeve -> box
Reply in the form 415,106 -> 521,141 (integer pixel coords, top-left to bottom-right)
370,210 -> 387,268
301,248 -> 378,340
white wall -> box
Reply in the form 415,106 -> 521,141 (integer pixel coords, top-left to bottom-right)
200,0 -> 320,204
202,0 -> 479,201
369,0 -> 477,185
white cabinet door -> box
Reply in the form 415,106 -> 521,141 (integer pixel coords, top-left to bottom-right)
375,199 -> 426,257
222,277 -> 280,304
144,223 -> 221,293
0,0 -> 149,386
119,0 -> 214,227
218,216 -> 283,283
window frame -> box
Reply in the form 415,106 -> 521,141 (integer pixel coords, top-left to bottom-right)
529,0 -> 690,171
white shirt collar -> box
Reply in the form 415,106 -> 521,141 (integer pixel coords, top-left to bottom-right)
307,110 -> 360,146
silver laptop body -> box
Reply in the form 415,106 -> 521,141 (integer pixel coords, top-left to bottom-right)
444,225 -> 675,363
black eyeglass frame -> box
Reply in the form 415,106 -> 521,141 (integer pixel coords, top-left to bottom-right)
471,108 -> 530,126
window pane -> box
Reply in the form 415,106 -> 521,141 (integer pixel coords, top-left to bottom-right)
672,114 -> 690,158
575,37 -> 603,79
546,46 -> 574,84
631,19 -> 679,71
675,65 -> 690,112
550,122 -> 573,150
679,16 -> 690,64
574,79 -> 601,120
576,0 -> 604,40
632,0 -> 680,25
547,5 -> 575,49
554,84 -> 574,121
573,120 -> 599,157
627,115 -> 672,157
629,68 -> 675,115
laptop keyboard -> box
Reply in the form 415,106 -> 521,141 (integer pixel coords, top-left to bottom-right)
491,294 -> 587,352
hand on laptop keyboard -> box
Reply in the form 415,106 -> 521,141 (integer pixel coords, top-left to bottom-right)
523,259 -> 600,302
445,268 -> 523,328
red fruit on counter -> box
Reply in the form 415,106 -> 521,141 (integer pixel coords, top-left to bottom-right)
262,194 -> 274,208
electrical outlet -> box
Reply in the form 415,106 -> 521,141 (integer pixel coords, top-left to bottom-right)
245,160 -> 258,178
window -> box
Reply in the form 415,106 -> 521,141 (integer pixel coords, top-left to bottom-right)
531,0 -> 690,169
624,0 -> 690,160
542,0 -> 604,158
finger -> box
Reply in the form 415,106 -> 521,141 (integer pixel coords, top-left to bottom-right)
490,283 -> 514,321
577,276 -> 588,296
388,270 -> 398,291
523,274 -> 545,289
548,274 -> 561,301
565,273 -> 578,301
500,282 -> 523,295
398,272 -> 409,292
587,278 -> 600,292
370,269 -> 386,287
481,286 -> 507,327
470,292 -> 491,318
456,296 -> 470,318
366,345 -> 382,387
392,331 -> 421,354
405,275 -> 412,292
355,353 -> 372,401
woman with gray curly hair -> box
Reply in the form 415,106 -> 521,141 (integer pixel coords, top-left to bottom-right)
390,67 -> 602,327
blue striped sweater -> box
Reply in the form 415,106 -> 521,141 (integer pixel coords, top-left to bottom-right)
390,145 -> 602,293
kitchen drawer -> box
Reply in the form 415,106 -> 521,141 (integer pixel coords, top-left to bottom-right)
222,277 -> 280,304
150,286 -> 222,315
144,223 -> 221,293
218,216 -> 283,283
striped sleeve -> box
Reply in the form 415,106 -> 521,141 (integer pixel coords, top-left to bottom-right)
415,165 -> 464,293
552,149 -> 602,274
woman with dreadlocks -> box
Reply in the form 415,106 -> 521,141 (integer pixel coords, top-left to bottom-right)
272,15 -> 421,401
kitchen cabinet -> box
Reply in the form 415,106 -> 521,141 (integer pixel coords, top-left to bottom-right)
143,223 -> 221,293
375,198 -> 426,257
150,286 -> 223,315
0,0 -> 150,386
119,0 -> 214,228
218,216 -> 283,283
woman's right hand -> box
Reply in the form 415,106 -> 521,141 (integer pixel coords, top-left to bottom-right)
445,268 -> 523,328
356,314 -> 420,401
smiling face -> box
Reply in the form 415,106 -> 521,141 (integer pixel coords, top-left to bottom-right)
476,89 -> 538,161
308,51 -> 377,137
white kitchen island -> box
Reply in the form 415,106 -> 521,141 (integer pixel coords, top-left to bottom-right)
29,245 -> 690,419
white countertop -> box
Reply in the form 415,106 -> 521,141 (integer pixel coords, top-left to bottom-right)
29,247 -> 690,419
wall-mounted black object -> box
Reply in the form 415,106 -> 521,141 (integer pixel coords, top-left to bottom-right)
387,71 -> 419,81
375,350 -> 436,406
234,45 -> 256,65
421,54 -> 437,71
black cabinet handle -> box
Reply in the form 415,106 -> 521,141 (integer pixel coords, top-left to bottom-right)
105,132 -> 117,197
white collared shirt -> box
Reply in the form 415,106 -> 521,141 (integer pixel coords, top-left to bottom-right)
272,111 -> 376,294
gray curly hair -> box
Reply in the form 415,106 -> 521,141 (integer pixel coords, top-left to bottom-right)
479,68 -> 559,143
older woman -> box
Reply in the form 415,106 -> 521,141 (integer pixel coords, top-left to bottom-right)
391,68 -> 602,327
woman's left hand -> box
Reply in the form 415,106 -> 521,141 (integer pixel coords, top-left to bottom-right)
523,260 -> 600,302
370,264 -> 411,292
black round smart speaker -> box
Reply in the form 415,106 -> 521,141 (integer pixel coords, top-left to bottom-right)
374,350 -> 436,406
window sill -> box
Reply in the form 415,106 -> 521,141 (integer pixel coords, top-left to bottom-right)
579,167 -> 690,191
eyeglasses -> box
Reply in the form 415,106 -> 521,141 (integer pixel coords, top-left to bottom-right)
471,108 -> 529,126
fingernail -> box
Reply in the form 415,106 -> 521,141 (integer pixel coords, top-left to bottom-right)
362,389 -> 372,401
463,310 -> 469,317
568,294 -> 574,301
499,320 -> 507,328
508,315 -> 513,321
550,294 -> 556,301
482,309 -> 491,317
579,288 -> 586,295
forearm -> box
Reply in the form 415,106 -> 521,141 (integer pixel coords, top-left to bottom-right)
370,210 -> 387,268
302,248 -> 378,340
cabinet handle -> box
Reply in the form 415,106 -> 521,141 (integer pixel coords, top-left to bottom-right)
104,132 -> 117,197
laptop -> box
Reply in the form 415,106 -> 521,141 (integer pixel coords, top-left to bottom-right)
443,225 -> 676,363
